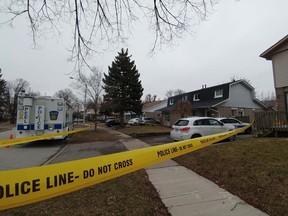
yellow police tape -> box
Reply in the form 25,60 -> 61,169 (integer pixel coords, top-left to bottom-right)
0,124 -> 251,210
0,127 -> 90,147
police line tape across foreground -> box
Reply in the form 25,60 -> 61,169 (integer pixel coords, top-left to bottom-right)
0,124 -> 251,211
0,127 -> 90,148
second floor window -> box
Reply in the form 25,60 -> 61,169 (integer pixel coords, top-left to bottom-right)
214,89 -> 223,98
193,94 -> 200,101
169,98 -> 174,105
182,95 -> 188,101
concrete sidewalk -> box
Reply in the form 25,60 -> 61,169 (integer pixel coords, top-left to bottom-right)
106,128 -> 268,216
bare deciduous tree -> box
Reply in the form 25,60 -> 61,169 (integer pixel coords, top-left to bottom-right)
145,94 -> 152,102
54,88 -> 78,105
144,94 -> 158,102
0,1 -> 217,72
165,89 -> 174,98
3,78 -> 30,123
0,68 -> 6,96
174,89 -> 185,95
71,67 -> 103,123
171,100 -> 193,118
165,89 -> 185,98
257,91 -> 276,101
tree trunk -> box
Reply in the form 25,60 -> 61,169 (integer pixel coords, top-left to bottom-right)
120,112 -> 125,128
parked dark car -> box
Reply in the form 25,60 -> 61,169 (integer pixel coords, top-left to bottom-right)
105,119 -> 121,127
138,117 -> 160,126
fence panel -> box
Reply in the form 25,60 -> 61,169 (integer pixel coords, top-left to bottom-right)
254,111 -> 288,137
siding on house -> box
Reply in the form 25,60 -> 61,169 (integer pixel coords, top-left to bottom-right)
222,82 -> 262,109
272,42 -> 288,54
276,87 -> 288,111
272,51 -> 288,88
142,100 -> 167,123
260,35 -> 288,111
158,80 -> 267,125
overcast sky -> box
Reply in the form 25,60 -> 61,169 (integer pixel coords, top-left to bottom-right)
1,0 -> 288,101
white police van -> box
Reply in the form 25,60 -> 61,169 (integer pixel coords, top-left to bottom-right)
16,92 -> 74,139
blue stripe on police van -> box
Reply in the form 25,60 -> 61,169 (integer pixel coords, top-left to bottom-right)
17,124 -> 62,130
17,125 -> 32,130
54,124 -> 62,129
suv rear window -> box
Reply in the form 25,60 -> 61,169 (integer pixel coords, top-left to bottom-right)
174,120 -> 189,126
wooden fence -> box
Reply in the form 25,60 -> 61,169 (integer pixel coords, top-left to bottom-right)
254,111 -> 288,137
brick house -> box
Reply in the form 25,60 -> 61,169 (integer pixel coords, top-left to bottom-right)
142,100 -> 167,123
159,80 -> 267,126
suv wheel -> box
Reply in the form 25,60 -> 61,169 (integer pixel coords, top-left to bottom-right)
191,134 -> 201,139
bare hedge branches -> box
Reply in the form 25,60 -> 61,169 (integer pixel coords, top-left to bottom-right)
0,0 -> 217,72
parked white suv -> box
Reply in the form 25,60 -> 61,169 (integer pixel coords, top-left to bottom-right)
170,117 -> 236,141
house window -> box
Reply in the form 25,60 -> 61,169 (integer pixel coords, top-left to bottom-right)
214,89 -> 223,98
193,94 -> 200,101
182,95 -> 188,101
169,98 -> 174,105
238,109 -> 245,116
231,108 -> 237,117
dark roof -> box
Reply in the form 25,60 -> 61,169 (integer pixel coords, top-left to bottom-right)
166,81 -> 233,109
156,79 -> 269,113
157,106 -> 171,112
260,35 -> 288,60
192,98 -> 228,108
162,79 -> 264,111
189,82 -> 230,108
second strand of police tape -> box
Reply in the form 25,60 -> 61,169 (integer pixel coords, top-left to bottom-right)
0,127 -> 89,147
0,124 -> 250,210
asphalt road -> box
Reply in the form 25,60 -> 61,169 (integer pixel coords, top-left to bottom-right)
48,140 -> 127,164
0,139 -> 67,171
0,131 -> 250,171
0,136 -> 127,171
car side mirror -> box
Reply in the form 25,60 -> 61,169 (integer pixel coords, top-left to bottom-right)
220,122 -> 224,126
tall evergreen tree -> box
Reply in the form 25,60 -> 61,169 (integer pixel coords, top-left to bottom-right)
102,48 -> 143,125
0,69 -> 6,95
0,69 -> 6,120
